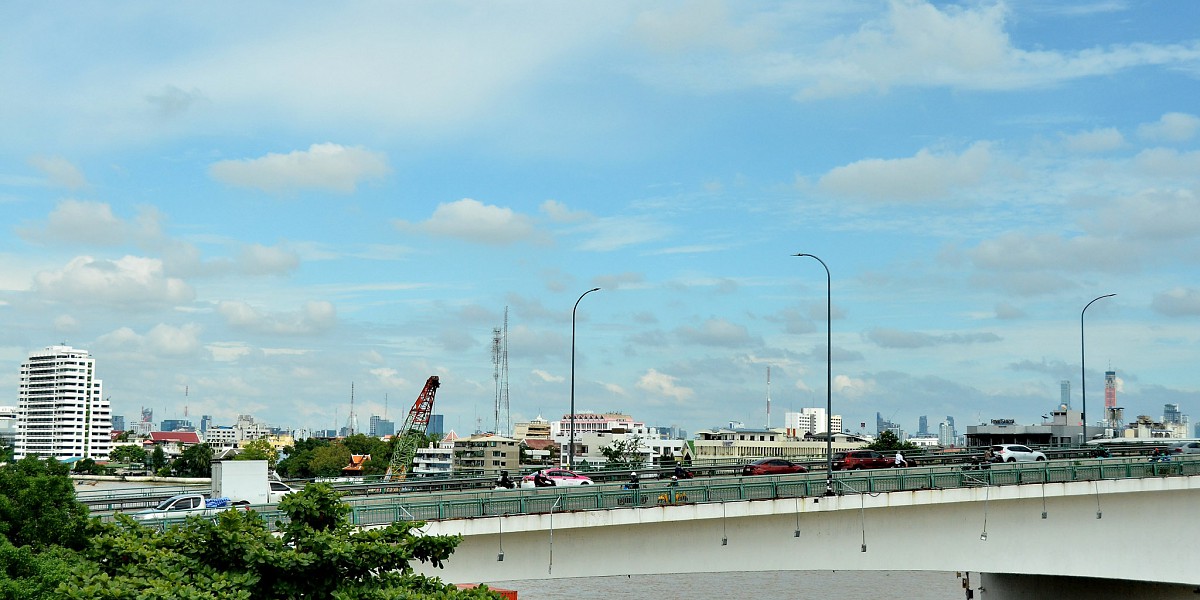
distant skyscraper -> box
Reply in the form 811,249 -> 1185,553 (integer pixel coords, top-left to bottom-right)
1060,380 -> 1071,410
14,345 -> 112,461
918,415 -> 928,435
111,415 -> 125,432
200,415 -> 213,435
938,421 -> 954,447
160,419 -> 193,432
1164,403 -> 1182,425
369,415 -> 395,437
428,414 -> 444,436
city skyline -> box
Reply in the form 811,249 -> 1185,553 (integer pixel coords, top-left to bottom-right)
2,2 -> 1199,438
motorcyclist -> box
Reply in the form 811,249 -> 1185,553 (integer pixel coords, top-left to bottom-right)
533,470 -> 555,487
496,470 -> 515,489
627,471 -> 640,490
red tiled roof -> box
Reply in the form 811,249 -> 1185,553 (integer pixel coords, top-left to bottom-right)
147,431 -> 201,444
522,438 -> 557,450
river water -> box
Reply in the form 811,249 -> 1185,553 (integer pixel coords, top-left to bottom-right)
492,570 -> 965,599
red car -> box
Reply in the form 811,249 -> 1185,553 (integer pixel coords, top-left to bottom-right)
741,458 -> 807,476
831,450 -> 896,470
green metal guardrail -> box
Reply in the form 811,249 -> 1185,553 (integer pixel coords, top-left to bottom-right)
117,455 -> 1200,532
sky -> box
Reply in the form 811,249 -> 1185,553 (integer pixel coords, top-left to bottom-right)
3,1 -> 1200,439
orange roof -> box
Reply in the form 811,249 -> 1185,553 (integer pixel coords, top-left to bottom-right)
147,431 -> 201,444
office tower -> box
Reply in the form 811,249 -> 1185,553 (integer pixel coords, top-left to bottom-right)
14,345 -> 112,460
111,415 -> 125,432
428,414 -> 444,436
1060,380 -> 1071,409
1164,404 -> 1182,425
918,415 -> 928,435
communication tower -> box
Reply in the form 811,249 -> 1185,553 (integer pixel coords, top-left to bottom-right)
1104,369 -> 1123,428
492,307 -> 510,435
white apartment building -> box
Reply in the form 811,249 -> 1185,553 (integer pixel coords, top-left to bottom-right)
15,345 -> 112,461
412,439 -> 455,478
202,414 -> 273,451
564,425 -> 685,468
785,408 -> 843,438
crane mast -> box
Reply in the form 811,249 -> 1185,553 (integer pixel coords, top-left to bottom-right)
383,376 -> 440,482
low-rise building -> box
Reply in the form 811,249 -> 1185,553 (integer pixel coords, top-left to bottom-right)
144,431 -> 202,458
452,433 -> 519,477
687,428 -> 866,465
413,433 -> 456,478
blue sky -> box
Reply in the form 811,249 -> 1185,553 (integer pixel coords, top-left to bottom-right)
3,1 -> 1199,438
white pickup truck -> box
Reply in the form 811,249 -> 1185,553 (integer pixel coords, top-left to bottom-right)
131,460 -> 296,522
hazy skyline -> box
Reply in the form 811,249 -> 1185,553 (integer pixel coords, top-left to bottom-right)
3,2 -> 1199,438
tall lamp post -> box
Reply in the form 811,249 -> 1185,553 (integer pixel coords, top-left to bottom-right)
794,253 -> 834,496
569,287 -> 601,469
1080,293 -> 1115,445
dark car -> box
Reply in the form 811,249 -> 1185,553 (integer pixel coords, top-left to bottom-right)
741,458 -> 807,476
831,450 -> 895,470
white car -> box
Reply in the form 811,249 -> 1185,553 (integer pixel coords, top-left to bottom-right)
519,468 -> 593,488
991,444 -> 1047,462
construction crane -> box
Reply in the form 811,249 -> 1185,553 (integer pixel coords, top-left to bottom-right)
383,376 -> 440,482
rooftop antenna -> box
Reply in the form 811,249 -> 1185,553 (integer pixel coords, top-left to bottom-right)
766,365 -> 771,429
491,306 -> 511,436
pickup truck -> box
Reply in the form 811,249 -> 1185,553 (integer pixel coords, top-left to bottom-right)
131,494 -> 249,522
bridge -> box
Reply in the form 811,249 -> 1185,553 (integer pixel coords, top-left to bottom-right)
391,458 -> 1200,599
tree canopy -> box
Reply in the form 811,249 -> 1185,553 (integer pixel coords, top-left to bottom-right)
867,430 -> 918,452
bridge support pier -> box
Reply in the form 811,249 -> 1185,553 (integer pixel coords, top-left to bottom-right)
977,573 -> 1197,599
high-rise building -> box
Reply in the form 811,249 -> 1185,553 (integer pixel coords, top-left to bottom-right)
428,414 -> 444,436
918,415 -> 928,435
1163,403 -> 1182,425
938,421 -> 954,447
1060,380 -> 1071,410
200,414 -> 213,436
14,345 -> 112,461
369,415 -> 395,437
111,415 -> 126,432
160,419 -> 193,432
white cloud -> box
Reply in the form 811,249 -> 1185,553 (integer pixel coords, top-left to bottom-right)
636,368 -> 694,402
1152,287 -> 1200,317
675,318 -> 758,347
209,143 -> 389,194
532,369 -> 564,383
1133,148 -> 1200,178
1137,112 -> 1200,143
1062,127 -> 1124,153
576,216 -> 671,252
399,198 -> 539,245
217,300 -> 337,335
237,244 -> 300,276
32,255 -> 194,307
818,142 -> 992,201
540,200 -> 591,223
20,200 -> 162,247
28,155 -> 88,189
98,323 -> 203,356
833,374 -> 873,398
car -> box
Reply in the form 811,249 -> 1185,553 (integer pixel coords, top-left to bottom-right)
741,458 -> 807,476
519,468 -> 593,488
1168,441 -> 1200,455
991,444 -> 1047,462
831,450 -> 895,470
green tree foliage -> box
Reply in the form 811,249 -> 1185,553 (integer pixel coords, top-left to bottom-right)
233,439 -> 278,469
600,436 -> 645,471
276,438 -> 330,479
171,443 -> 214,478
72,458 -> 108,476
0,456 -> 95,551
61,483 -> 501,600
867,430 -> 918,452
309,444 -> 353,478
108,444 -> 147,465
149,445 -> 168,473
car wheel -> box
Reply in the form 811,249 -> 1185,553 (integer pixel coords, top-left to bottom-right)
1035,456 -> 1045,461
580,481 -> 590,485
1006,457 -> 1015,462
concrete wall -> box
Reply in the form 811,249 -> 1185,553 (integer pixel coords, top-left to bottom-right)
414,475 -> 1200,590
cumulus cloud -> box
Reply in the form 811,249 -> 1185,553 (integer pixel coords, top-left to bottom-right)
818,142 -> 992,201
1062,127 -> 1124,153
28,155 -> 88,189
98,323 -> 203,356
209,143 -> 389,193
865,327 -> 1001,349
237,243 -> 300,276
19,200 -> 162,247
636,368 -> 694,402
217,300 -> 337,335
675,318 -> 758,347
1132,148 -> 1200,178
1087,189 -> 1200,241
32,255 -> 194,307
541,199 -> 591,223
397,198 -> 539,245
532,369 -> 564,383
1137,112 -> 1200,143
1151,287 -> 1200,317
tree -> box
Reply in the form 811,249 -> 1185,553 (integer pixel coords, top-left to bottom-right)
234,438 -> 278,469
171,443 -> 214,478
309,444 -> 352,478
867,430 -> 918,452
149,445 -> 168,473
0,456 -> 96,551
600,436 -> 646,471
276,438 -> 330,479
61,483 -> 502,599
109,444 -> 147,465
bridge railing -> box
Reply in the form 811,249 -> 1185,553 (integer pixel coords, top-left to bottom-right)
117,455 -> 1200,531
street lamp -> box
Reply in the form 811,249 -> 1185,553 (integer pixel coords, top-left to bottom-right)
569,287 -> 601,469
794,253 -> 834,496
1080,293 -> 1115,445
